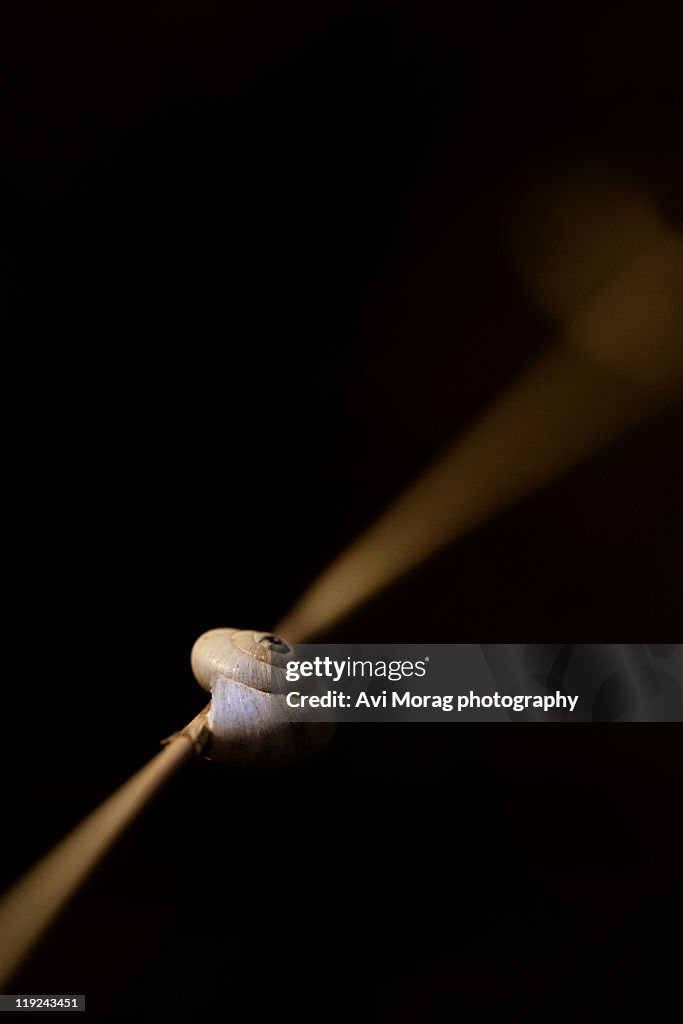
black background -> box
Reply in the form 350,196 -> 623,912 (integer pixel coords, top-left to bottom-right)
4,2 -> 683,1019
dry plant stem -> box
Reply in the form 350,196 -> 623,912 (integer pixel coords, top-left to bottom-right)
277,230 -> 683,641
0,708 -> 210,990
275,348 -> 651,641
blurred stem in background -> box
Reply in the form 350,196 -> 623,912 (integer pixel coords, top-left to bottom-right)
279,162 -> 683,641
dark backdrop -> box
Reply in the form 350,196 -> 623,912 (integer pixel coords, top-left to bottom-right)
4,2 -> 683,1020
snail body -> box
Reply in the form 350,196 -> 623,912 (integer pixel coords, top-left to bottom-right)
191,628 -> 335,767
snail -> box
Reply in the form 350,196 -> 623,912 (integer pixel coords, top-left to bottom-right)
191,627 -> 335,767
0,626 -> 335,988
6,162 -> 683,985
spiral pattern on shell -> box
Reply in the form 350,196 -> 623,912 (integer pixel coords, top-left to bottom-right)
191,628 -> 335,767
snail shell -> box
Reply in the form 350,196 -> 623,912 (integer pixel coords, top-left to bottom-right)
191,628 -> 335,767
